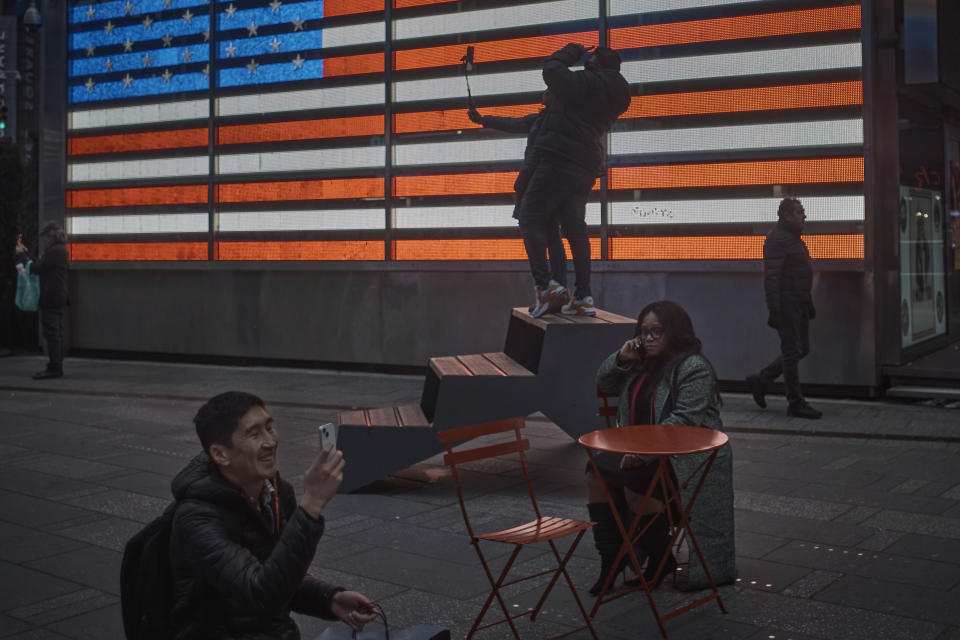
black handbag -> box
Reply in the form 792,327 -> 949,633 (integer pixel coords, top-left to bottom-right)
315,603 -> 450,640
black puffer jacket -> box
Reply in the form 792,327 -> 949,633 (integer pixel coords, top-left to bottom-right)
763,220 -> 813,310
533,44 -> 631,175
169,454 -> 341,640
19,238 -> 69,309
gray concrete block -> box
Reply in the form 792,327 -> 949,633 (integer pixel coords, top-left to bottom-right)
734,557 -> 811,593
735,509 -> 872,547
0,494 -> 94,529
25,546 -> 122,596
6,588 -> 117,627
64,489 -> 169,525
55,517 -> 143,552
46,602 -> 124,640
0,562 -> 81,611
789,482 -> 954,516
735,490 -> 852,521
0,522 -> 87,564
815,575 -> 960,626
861,510 -> 960,540
884,533 -> 960,565
6,454 -> 125,481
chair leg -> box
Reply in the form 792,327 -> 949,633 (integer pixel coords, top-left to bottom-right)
544,532 -> 599,640
467,542 -> 524,640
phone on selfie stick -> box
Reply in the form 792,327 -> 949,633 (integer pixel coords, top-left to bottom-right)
318,423 -> 338,450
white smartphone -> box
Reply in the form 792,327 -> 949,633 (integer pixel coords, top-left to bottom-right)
318,422 -> 338,450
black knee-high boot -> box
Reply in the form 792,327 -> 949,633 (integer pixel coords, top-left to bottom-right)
638,513 -> 677,589
587,503 -> 625,596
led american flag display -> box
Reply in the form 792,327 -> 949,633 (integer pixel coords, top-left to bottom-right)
66,0 -> 865,262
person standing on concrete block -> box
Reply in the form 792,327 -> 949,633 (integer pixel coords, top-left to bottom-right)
15,221 -> 70,380
517,43 -> 630,317
747,198 -> 822,419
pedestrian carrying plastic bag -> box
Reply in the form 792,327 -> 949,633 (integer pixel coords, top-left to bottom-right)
15,261 -> 40,312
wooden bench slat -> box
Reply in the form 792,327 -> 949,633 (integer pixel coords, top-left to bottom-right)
338,410 -> 368,427
458,354 -> 504,376
562,314 -> 607,325
595,308 -> 636,324
396,404 -> 431,427
366,407 -> 399,427
430,356 -> 471,376
482,352 -> 534,376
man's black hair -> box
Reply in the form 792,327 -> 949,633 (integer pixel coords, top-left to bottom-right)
777,197 -> 803,219
593,47 -> 621,71
194,391 -> 265,454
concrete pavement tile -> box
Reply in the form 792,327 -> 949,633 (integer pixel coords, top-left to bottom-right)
833,505 -> 881,524
6,454 -> 126,481
814,574 -> 960,626
733,462 -> 883,488
861,510 -> 960,540
943,484 -> 960,500
734,530 -> 790,559
316,493 -> 439,520
2,629 -> 72,640
934,626 -> 960,640
787,482 -> 954,516
0,494 -> 95,529
24,546 -> 122,596
857,529 -> 906,551
64,489 -> 169,525
763,541 -> 960,589
734,509 -> 873,547
45,602 -> 124,640
728,588 -> 944,640
0,522 -> 87,563
97,451 -> 193,476
6,589 -> 117,626
780,569 -> 842,598
0,442 -> 36,461
885,533 -> 960,565
55,516 -> 142,552
0,470 -> 99,501
345,521 -> 507,566
733,557 -> 811,593
0,562 -> 82,611
735,491 -> 852,521
96,471 -> 172,500
892,478 -> 931,494
0,614 -> 32,637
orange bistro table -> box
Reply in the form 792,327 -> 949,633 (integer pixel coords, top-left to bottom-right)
578,424 -> 729,639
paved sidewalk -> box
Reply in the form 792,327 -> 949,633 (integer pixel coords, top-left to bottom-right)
0,355 -> 958,640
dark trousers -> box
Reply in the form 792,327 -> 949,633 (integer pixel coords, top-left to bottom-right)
758,302 -> 810,406
40,308 -> 64,372
517,160 -> 594,298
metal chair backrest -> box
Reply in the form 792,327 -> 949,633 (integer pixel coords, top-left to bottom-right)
437,417 -> 539,540
597,390 -> 618,429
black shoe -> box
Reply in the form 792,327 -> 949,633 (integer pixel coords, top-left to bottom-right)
788,403 -> 822,419
746,375 -> 767,408
644,553 -> 678,589
32,369 -> 63,380
589,555 -> 626,596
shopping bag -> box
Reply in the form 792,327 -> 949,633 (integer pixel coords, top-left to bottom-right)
15,261 -> 40,312
315,603 -> 450,640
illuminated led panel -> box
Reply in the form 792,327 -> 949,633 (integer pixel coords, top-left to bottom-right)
609,196 -> 864,226
68,99 -> 208,131
69,128 -> 209,155
218,209 -> 386,231
621,44 -> 861,85
69,242 -> 209,261
393,238 -> 601,261
216,84 -> 383,117
68,213 -> 209,235
609,234 -> 863,260
394,70 -> 542,103
216,146 -> 385,174
217,178 -> 385,203
215,240 -> 384,261
394,138 -> 527,167
68,156 -> 209,182
318,22 -> 384,48
217,116 -> 384,145
609,0 -> 768,13
610,119 -> 863,156
67,185 -> 208,208
394,0 -> 595,39
609,157 -> 864,189
394,203 -> 601,229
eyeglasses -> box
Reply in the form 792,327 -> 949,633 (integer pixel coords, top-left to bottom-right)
638,326 -> 664,341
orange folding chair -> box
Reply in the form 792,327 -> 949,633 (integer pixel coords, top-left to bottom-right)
597,390 -> 618,429
438,418 -> 599,640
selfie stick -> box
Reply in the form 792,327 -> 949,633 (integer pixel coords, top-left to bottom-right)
461,45 -> 475,109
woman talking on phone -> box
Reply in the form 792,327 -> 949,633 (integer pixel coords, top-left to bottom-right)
586,300 -> 735,594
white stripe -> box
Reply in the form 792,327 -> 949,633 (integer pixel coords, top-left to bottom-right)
610,0 -> 769,15
394,69 -> 543,102
609,196 -> 864,225
394,138 -> 527,167
622,44 -> 862,84
394,203 -> 601,229
217,209 -> 386,231
610,119 -> 863,156
395,0 -> 594,39
216,84 -> 383,117
67,213 -> 209,234
68,99 -> 208,131
322,21 -> 384,48
216,146 -> 384,174
68,156 -> 209,182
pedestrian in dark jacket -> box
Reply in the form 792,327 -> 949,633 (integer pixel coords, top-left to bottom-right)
15,221 -> 70,379
516,43 -> 630,317
169,391 -> 376,640
468,90 -> 569,316
747,198 -> 822,419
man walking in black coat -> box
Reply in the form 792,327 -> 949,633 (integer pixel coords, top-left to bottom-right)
15,221 -> 70,379
169,391 -> 376,639
748,198 -> 822,419
517,43 -> 630,316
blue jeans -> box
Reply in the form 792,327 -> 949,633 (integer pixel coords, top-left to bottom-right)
517,160 -> 595,298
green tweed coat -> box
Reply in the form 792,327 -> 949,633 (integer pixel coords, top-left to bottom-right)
596,350 -> 737,590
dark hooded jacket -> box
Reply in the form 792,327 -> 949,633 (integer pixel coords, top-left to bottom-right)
533,44 -> 631,176
763,220 -> 813,310
169,454 -> 341,640
18,237 -> 69,309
